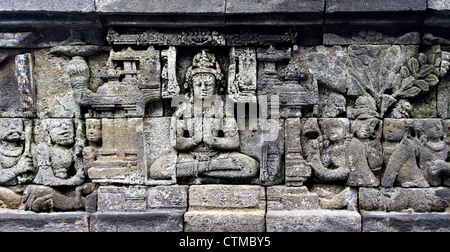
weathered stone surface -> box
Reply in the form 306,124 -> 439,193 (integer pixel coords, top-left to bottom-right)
185,185 -> 266,232
145,117 -> 176,183
0,0 -> 95,12
414,119 -> 449,186
147,185 -> 188,211
437,75 -> 450,118
1,0 -> 450,234
324,31 -> 421,45
0,32 -> 36,48
285,118 -> 311,186
303,118 -> 380,187
33,49 -> 81,118
86,118 -> 147,185
188,185 -> 265,210
326,0 -> 427,13
90,211 -> 184,232
266,210 -> 361,232
226,0 -> 325,13
0,119 -> 33,186
359,187 -> 450,212
267,186 -> 319,211
97,185 -> 188,212
155,49 -> 260,184
361,211 -> 450,232
97,186 -> 147,212
381,119 -> 428,188
428,0 -> 450,11
184,210 -> 266,232
95,0 -> 225,14
310,184 -> 358,211
0,210 -> 89,232
0,54 -> 35,117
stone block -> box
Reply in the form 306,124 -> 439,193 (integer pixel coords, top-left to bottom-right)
226,0 -> 325,13
147,185 -> 188,211
95,0 -> 225,14
323,31 -> 421,45
185,185 -> 266,232
33,49 -> 81,118
188,185 -> 265,210
97,186 -> 148,212
438,75 -> 450,118
326,0 -> 427,13
428,0 -> 450,11
0,0 -> 95,12
86,118 -> 147,185
0,210 -> 89,232
359,187 -> 450,213
361,211 -> 450,232
90,211 -> 185,232
285,118 -> 310,186
0,54 -> 35,117
267,186 -> 319,211
145,117 -> 177,183
96,185 -> 189,213
184,210 -> 266,232
266,210 -> 361,232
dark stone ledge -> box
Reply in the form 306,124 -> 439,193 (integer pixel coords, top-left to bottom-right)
326,0 -> 427,13
361,211 -> 450,232
89,211 -> 185,232
0,210 -> 90,232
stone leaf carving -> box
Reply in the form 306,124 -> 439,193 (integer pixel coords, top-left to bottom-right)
305,45 -> 450,119
391,46 -> 443,99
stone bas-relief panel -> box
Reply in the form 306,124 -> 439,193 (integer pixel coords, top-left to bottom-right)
0,26 -> 449,232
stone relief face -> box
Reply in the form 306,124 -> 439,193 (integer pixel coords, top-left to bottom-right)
322,119 -> 348,143
0,119 -> 24,142
383,119 -> 406,142
48,120 -> 75,146
422,119 -> 444,140
192,73 -> 216,99
354,118 -> 379,140
86,119 -> 101,144
323,93 -> 346,118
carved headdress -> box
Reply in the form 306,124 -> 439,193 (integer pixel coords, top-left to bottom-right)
184,49 -> 224,93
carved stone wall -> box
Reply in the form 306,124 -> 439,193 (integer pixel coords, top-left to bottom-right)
0,0 -> 449,232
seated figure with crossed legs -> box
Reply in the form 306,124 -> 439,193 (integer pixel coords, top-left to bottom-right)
152,49 -> 259,182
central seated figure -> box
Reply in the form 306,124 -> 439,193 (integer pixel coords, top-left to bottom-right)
164,49 -> 259,182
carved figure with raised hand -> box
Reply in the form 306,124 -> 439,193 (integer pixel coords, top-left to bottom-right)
381,119 -> 429,188
33,119 -> 84,186
0,119 -> 34,185
0,118 -> 34,209
306,118 -> 379,187
351,115 -> 383,175
20,119 -> 93,212
415,119 -> 450,186
82,119 -> 101,174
